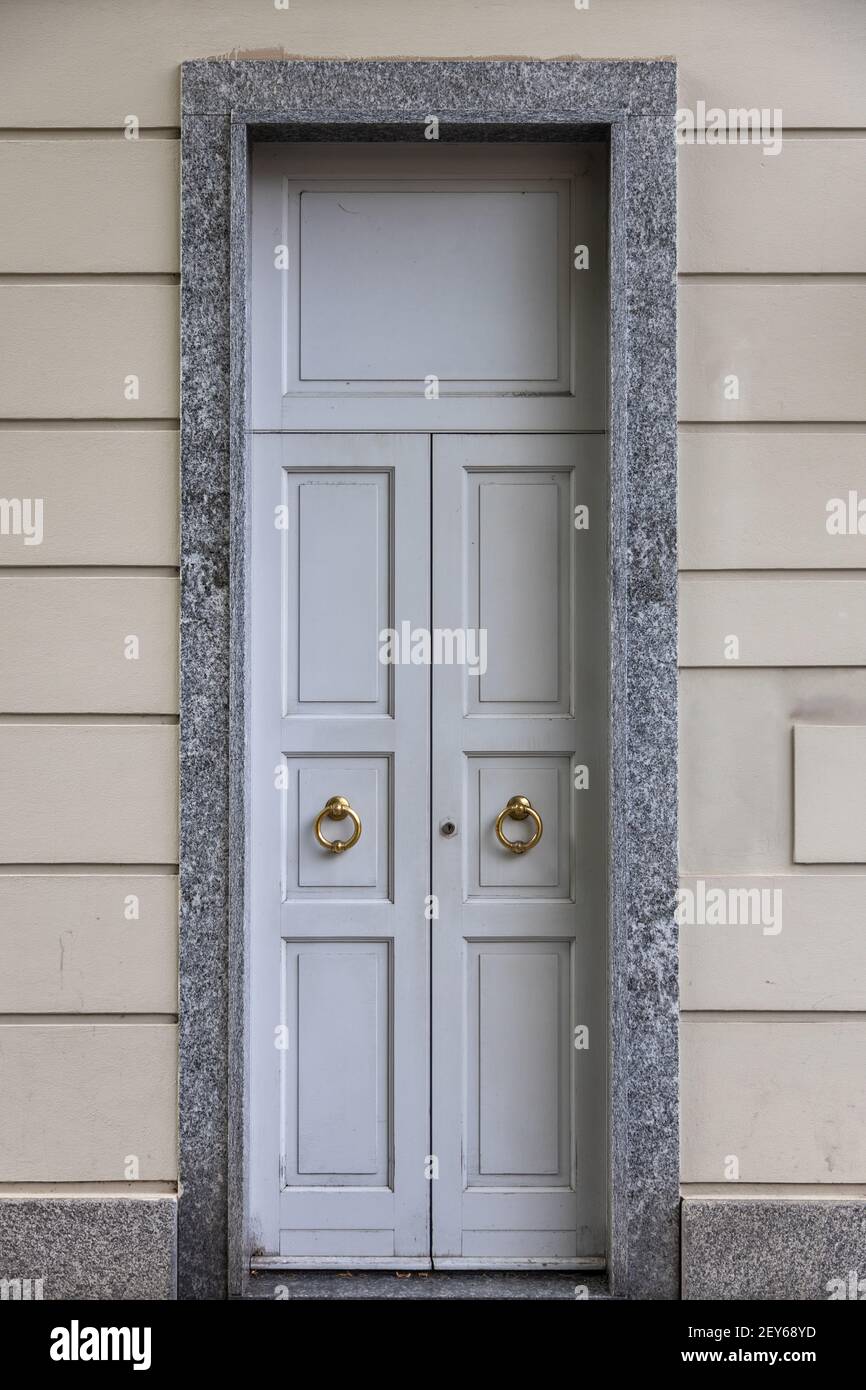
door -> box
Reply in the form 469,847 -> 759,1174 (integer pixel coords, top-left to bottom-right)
249,434 -> 432,1267
248,141 -> 608,1271
432,434 -> 607,1265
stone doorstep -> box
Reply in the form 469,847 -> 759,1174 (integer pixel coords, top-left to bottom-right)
242,1270 -> 615,1301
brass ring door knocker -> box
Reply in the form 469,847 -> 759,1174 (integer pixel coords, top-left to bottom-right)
314,795 -> 362,853
495,794 -> 543,854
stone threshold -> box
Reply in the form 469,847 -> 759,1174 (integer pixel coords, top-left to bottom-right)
242,1270 -> 614,1301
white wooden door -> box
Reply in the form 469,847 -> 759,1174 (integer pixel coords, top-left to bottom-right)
249,434 -> 431,1267
249,141 -> 607,1271
432,434 -> 607,1267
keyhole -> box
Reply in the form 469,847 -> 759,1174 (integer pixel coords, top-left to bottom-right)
440,819 -> 457,838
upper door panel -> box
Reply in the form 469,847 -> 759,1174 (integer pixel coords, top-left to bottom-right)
251,142 -> 608,431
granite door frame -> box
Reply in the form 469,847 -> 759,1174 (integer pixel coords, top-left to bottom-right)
179,59 -> 679,1301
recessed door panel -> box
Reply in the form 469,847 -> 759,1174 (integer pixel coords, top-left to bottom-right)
473,942 -> 571,1180
283,470 -> 391,717
475,475 -> 569,709
471,757 -> 570,896
285,941 -> 390,1183
287,757 -> 389,896
298,189 -> 563,383
251,141 -> 608,429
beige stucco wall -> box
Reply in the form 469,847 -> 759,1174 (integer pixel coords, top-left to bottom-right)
0,0 -> 864,1200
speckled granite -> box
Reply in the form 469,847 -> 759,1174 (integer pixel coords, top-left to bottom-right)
179,59 -> 679,1301
0,1199 -> 176,1300
683,1201 -> 866,1301
244,1271 -> 615,1302
179,112 -> 232,1302
182,59 -> 676,120
620,113 -> 679,1301
227,115 -> 251,1304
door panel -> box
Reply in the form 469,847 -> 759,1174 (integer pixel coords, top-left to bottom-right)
249,433 -> 431,1266
286,472 -> 391,714
289,758 -> 388,895
472,758 -> 571,895
473,942 -> 570,1178
432,434 -> 607,1268
251,142 -> 608,431
291,941 -> 389,1180
475,475 -> 569,709
298,189 -> 563,383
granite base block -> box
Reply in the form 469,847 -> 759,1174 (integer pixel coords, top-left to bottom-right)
682,1199 -> 866,1301
0,1197 -> 177,1301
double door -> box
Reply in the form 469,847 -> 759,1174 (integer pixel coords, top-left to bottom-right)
248,430 -> 606,1269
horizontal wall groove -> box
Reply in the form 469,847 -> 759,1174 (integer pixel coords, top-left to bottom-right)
0,419 -> 180,430
680,865 -> 866,876
782,129 -> 866,138
0,129 -> 180,140
682,1184 -> 866,1198
681,1010 -> 866,1022
679,569 -> 866,580
0,864 -> 178,873
679,421 -> 866,432
680,869 -> 866,883
0,566 -> 180,578
679,272 -> 866,284
0,713 -> 179,724
680,129 -> 866,140
0,273 -> 179,286
0,1014 -> 177,1025
0,1182 -> 178,1195
679,666 -> 866,674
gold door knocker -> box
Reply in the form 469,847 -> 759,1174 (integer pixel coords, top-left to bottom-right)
314,795 -> 362,854
495,795 -> 543,854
